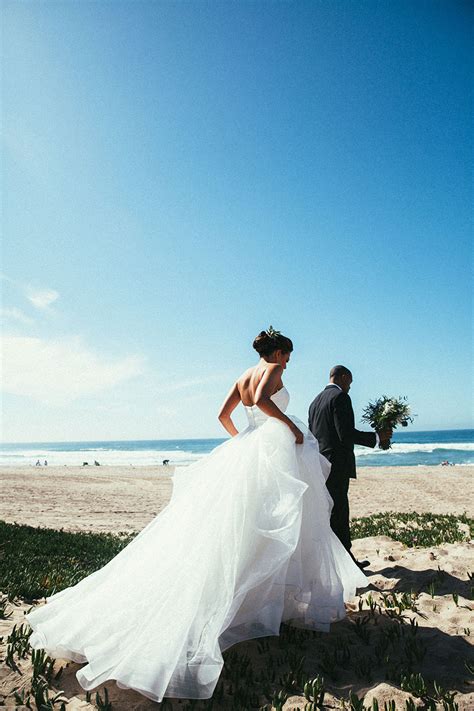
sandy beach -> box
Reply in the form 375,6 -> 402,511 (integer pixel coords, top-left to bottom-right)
1,465 -> 473,709
0,464 -> 472,533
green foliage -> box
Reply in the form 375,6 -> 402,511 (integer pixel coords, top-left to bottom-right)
352,616 -> 372,644
31,648 -> 56,684
9,630 -> 67,710
348,690 -> 366,710
398,672 -> 460,710
5,622 -> 32,670
303,674 -> 325,705
350,512 -> 473,547
0,520 -> 133,599
400,672 -> 427,697
14,681 -> 68,710
94,687 -> 113,710
0,593 -> 13,619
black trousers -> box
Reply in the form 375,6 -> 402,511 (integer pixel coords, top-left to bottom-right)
325,471 -> 351,552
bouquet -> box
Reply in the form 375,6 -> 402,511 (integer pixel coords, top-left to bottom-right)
361,396 -> 415,450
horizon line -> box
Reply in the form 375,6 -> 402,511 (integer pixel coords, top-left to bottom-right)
2,427 -> 474,446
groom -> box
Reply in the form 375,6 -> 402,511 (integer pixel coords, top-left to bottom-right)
308,365 -> 391,569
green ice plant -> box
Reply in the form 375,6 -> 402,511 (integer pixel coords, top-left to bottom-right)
433,681 -> 459,705
94,687 -> 113,710
0,594 -> 13,619
14,680 -> 67,711
348,691 -> 367,711
333,636 -> 352,667
31,647 -> 56,684
352,616 -> 372,644
350,512 -> 473,547
5,622 -> 32,669
403,636 -> 427,666
270,689 -> 288,711
303,675 -> 325,705
464,660 -> 474,675
400,672 -> 428,698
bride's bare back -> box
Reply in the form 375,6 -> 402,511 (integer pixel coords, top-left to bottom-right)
237,364 -> 284,407
218,351 -> 302,443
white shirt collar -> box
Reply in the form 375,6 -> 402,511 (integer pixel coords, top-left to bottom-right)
327,383 -> 342,390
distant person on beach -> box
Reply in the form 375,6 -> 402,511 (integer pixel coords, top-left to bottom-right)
308,365 -> 392,568
44,460 -> 48,466
35,460 -> 41,466
94,460 -> 100,466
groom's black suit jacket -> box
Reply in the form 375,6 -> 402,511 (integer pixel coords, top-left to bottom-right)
308,385 -> 376,480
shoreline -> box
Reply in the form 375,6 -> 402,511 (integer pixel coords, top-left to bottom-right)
2,462 -> 473,467
0,465 -> 472,534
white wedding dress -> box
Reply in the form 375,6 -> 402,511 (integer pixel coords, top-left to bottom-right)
26,388 -> 366,702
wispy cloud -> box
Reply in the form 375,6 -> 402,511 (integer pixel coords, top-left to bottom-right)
1,335 -> 144,405
26,287 -> 59,310
157,374 -> 230,394
0,307 -> 34,325
1,274 -> 59,312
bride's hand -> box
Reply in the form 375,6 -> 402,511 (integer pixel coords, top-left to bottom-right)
291,424 -> 304,444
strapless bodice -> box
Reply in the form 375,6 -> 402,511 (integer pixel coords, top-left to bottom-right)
244,386 -> 290,427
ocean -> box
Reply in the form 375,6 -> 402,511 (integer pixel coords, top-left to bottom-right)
1,429 -> 473,468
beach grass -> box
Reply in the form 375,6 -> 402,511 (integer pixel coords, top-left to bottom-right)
350,511 -> 473,548
1,513 -> 472,601
0,521 -> 133,600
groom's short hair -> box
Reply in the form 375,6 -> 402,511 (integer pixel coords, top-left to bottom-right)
330,365 -> 352,380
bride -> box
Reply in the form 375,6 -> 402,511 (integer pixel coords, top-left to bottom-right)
26,327 -> 367,702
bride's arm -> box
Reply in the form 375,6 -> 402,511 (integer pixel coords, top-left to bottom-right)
255,365 -> 303,444
218,383 -> 241,436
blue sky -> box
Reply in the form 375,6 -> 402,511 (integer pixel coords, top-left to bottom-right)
2,0 -> 472,442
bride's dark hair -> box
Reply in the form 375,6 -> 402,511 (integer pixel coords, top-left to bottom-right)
253,327 -> 293,357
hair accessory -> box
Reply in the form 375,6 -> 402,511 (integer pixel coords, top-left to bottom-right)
266,325 -> 281,340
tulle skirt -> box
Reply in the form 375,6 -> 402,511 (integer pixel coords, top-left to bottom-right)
26,417 -> 367,702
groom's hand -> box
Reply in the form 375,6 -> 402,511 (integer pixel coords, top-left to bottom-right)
378,427 -> 393,449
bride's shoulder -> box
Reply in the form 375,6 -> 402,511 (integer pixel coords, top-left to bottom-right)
236,366 -> 256,391
237,364 -> 282,391
262,363 -> 284,380
265,362 -> 282,372
239,363 -> 281,380
238,365 -> 256,381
